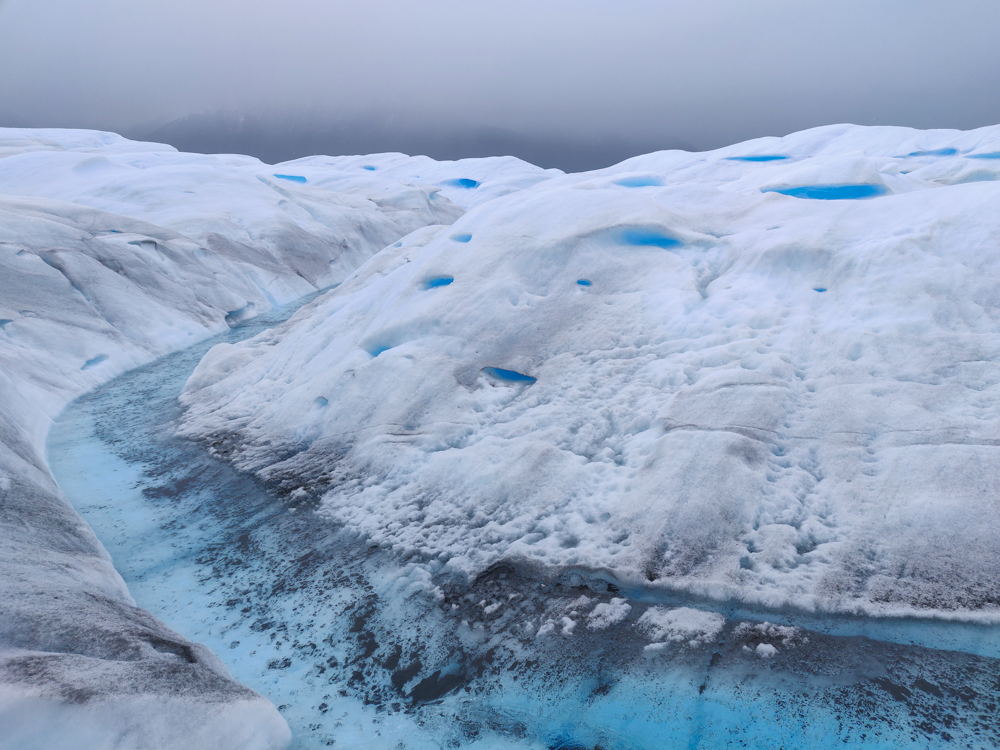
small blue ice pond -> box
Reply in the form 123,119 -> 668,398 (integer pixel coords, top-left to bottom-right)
725,155 -> 789,162
907,148 -> 957,157
615,176 -> 662,187
425,277 -> 454,289
273,174 -> 307,183
764,184 -> 888,200
967,152 -> 1000,160
813,287 -> 827,292
451,234 -> 472,243
443,178 -> 480,189
618,228 -> 682,249
576,279 -> 592,286
484,367 -> 536,383
362,165 -> 376,171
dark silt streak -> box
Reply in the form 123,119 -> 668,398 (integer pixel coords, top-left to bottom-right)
47,294 -> 1000,749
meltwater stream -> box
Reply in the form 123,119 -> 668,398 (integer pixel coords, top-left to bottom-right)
48,299 -> 1000,749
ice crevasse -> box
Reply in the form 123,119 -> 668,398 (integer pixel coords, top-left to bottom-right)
181,123 -> 1000,622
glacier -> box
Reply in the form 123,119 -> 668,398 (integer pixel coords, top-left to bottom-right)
0,127 -> 550,748
6,123 -> 1000,748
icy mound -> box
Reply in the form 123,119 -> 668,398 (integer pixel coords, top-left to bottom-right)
0,127 -> 554,748
181,124 -> 1000,621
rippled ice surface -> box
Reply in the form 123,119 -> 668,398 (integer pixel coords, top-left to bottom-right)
48,302 -> 1000,749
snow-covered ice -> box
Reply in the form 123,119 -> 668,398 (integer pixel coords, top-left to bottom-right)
181,123 -> 1000,622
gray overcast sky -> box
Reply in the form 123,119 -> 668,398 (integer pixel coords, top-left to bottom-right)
1,0 -> 999,167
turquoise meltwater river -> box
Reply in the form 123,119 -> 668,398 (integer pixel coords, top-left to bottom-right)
47,300 -> 1000,749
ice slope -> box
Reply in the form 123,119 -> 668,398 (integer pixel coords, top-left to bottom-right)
0,127 -> 554,748
181,123 -> 1000,623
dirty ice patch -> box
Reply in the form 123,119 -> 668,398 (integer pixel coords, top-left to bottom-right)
637,607 -> 726,649
586,598 -> 632,630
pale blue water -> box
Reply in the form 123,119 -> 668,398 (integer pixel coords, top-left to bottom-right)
725,155 -> 789,162
425,276 -> 454,289
617,228 -> 682,249
443,178 -> 480,189
47,297 -> 1000,749
615,176 -> 662,187
906,148 -> 958,157
451,233 -> 473,243
82,354 -> 108,369
484,367 -> 536,383
764,184 -> 888,200
274,174 -> 308,183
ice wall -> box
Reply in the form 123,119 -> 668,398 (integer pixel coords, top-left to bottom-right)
0,128 -> 550,748
180,123 -> 1000,623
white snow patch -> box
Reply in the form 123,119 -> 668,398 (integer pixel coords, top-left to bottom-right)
756,643 -> 778,658
536,620 -> 556,638
587,598 -> 632,630
636,607 -> 726,648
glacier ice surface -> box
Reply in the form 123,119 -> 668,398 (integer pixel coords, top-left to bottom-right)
180,123 -> 1000,622
9,122 -> 1000,747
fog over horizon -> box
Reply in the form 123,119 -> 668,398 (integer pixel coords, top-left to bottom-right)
2,0 -> 1000,170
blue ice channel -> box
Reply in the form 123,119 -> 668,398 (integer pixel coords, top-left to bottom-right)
763,184 -> 888,200
273,174 -> 307,183
46,293 -> 1000,749
967,152 -> 1000,159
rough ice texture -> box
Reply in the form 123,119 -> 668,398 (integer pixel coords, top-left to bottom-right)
586,598 -> 632,631
0,127 -> 546,747
637,607 -> 726,649
180,123 -> 1000,622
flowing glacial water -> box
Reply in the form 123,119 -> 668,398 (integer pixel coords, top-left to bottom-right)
47,299 -> 1000,750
